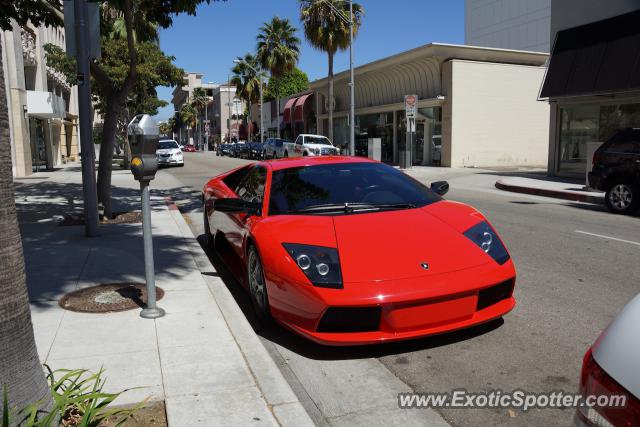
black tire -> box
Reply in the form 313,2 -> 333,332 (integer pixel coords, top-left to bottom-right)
284,151 -> 288,158
247,245 -> 272,325
203,209 -> 214,250
605,180 -> 639,214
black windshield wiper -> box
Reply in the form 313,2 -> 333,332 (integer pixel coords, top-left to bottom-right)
292,203 -> 373,214
291,202 -> 416,214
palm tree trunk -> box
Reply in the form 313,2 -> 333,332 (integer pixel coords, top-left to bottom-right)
276,94 -> 281,139
328,51 -> 334,142
97,94 -> 120,219
0,38 -> 51,418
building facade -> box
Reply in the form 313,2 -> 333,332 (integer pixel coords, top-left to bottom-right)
541,0 -> 640,178
465,0 -> 551,52
171,73 -> 245,145
2,20 -> 79,177
291,43 -> 550,168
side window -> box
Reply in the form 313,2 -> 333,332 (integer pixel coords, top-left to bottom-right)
295,136 -> 303,145
608,141 -> 638,154
234,166 -> 267,203
223,165 -> 250,190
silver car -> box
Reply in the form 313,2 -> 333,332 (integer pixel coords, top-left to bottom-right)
264,138 -> 294,159
574,293 -> 640,426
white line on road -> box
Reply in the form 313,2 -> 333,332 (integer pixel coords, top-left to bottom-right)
575,230 -> 640,247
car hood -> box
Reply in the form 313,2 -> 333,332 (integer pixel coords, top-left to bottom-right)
157,149 -> 180,155
305,144 -> 336,150
332,205 -> 490,283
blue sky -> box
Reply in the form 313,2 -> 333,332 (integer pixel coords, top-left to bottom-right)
156,0 -> 465,120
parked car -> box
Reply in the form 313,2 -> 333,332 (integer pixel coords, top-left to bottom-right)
217,144 -> 232,156
237,142 -> 251,159
574,293 -> 640,426
202,156 -> 515,345
182,144 -> 197,152
229,143 -> 241,158
295,134 -> 340,156
589,128 -> 640,214
248,142 -> 265,160
264,138 -> 287,159
156,139 -> 184,167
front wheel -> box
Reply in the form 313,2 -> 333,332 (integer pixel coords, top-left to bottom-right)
284,151 -> 288,158
605,181 -> 639,214
203,209 -> 214,250
247,245 -> 271,325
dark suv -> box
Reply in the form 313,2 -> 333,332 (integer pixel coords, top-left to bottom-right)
589,128 -> 640,214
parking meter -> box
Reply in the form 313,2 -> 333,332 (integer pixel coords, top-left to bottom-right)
127,114 -> 165,319
128,114 -> 159,182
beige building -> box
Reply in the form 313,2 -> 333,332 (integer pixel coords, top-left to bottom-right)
171,72 -> 245,145
301,43 -> 549,168
2,20 -> 79,177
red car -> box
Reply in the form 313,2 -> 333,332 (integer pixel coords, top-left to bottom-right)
203,156 -> 516,346
182,144 -> 197,152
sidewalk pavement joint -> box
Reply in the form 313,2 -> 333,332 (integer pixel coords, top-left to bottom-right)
495,177 -> 604,204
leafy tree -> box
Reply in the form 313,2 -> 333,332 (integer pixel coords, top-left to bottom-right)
299,0 -> 363,140
256,17 -> 300,137
180,103 -> 197,144
190,87 -> 208,145
264,67 -> 309,102
45,38 -> 183,168
231,53 -> 262,139
0,1 -> 61,417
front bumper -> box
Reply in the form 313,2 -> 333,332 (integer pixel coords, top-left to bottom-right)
268,261 -> 516,346
157,156 -> 183,165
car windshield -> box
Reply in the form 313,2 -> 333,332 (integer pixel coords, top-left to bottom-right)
158,140 -> 179,150
305,136 -> 332,145
269,162 -> 441,215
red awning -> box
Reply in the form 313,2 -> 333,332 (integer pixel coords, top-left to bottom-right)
293,93 -> 313,122
282,97 -> 298,124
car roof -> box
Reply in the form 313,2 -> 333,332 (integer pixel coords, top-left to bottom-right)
261,155 -> 376,171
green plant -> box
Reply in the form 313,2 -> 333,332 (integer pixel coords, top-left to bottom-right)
3,366 -> 144,427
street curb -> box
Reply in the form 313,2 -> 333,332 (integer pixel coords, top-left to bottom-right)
162,197 -> 314,427
495,180 -> 604,204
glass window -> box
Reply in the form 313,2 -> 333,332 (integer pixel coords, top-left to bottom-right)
268,162 -> 441,215
235,166 -> 267,203
158,140 -> 179,149
304,136 -> 332,145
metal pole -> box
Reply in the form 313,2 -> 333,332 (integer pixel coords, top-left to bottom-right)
74,0 -> 99,237
205,101 -> 209,151
260,78 -> 264,143
139,180 -> 164,318
349,0 -> 355,156
228,75 -> 232,141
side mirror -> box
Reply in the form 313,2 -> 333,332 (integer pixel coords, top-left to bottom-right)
430,181 -> 449,196
214,198 -> 261,215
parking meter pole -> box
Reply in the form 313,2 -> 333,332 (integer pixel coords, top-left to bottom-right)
139,180 -> 165,319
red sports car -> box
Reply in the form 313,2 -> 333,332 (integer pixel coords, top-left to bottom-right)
182,144 -> 197,152
202,156 -> 516,346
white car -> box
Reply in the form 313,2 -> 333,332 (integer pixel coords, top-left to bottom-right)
156,139 -> 184,167
574,293 -> 640,426
294,134 -> 340,156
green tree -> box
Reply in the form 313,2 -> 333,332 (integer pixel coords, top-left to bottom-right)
299,0 -> 363,140
231,53 -> 262,139
264,67 -> 309,102
180,103 -> 197,144
90,0 -> 221,218
45,38 -> 184,169
0,1 -> 61,417
190,87 -> 208,145
256,16 -> 300,137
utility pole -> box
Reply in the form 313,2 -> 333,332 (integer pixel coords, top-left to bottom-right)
74,0 -> 99,236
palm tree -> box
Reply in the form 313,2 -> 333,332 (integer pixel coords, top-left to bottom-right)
180,103 -> 197,145
231,53 -> 261,140
0,41 -> 52,415
256,17 -> 300,138
299,0 -> 364,141
190,87 -> 208,146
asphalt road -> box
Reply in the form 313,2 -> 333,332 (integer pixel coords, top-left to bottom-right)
163,152 -> 640,427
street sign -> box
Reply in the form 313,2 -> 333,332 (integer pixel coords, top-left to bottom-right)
404,94 -> 418,120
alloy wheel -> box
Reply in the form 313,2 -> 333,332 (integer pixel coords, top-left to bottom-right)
609,184 -> 633,210
248,247 -> 270,322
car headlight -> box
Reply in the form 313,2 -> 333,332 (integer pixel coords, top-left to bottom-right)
463,221 -> 510,265
282,243 -> 342,289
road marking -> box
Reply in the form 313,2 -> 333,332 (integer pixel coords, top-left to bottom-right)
575,230 -> 640,247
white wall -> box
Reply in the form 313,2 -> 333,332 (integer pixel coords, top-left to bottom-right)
465,0 -> 551,52
448,60 -> 549,168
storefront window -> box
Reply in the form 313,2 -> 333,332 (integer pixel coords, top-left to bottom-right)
397,107 -> 442,166
557,103 -> 640,176
355,113 -> 394,162
29,118 -> 47,172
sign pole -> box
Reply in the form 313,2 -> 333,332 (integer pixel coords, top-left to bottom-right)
73,0 -> 99,236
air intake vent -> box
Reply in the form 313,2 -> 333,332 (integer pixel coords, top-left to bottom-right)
317,306 -> 382,333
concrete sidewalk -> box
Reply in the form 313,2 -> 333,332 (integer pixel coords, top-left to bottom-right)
495,176 -> 604,204
15,163 -> 312,426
